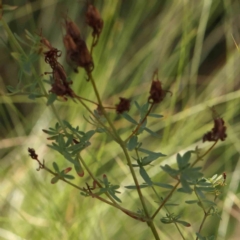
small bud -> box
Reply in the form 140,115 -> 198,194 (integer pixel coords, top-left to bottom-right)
63,167 -> 72,174
92,180 -> 97,189
116,97 -> 131,114
223,172 -> 226,181
77,170 -> 84,177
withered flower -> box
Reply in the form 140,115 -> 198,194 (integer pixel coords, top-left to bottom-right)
39,37 -> 61,69
203,118 -> 227,142
50,64 -> 75,98
116,97 -> 131,114
86,4 -> 104,45
28,148 -> 38,160
148,80 -> 167,104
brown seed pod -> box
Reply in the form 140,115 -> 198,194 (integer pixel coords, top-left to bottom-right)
63,15 -> 82,42
86,4 -> 103,40
75,39 -> 94,71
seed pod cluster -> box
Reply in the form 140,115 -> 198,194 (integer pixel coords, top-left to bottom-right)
63,16 -> 93,73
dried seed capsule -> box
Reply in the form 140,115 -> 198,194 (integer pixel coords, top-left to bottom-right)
63,16 -> 82,42
86,4 -> 103,45
76,39 -> 94,71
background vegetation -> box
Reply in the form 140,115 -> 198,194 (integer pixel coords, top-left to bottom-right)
1,0 -> 240,239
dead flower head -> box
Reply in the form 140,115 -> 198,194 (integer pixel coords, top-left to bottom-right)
116,97 -> 131,114
203,117 -> 227,142
148,80 -> 166,104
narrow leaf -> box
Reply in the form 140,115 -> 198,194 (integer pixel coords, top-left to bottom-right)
143,127 -> 162,138
125,184 -> 149,189
176,220 -> 191,227
180,176 -> 192,193
161,165 -> 179,177
139,167 -> 152,185
121,112 -> 138,124
127,135 -> 138,151
74,159 -> 84,177
52,162 -> 59,172
47,93 -> 57,105
185,200 -> 199,204
63,175 -> 75,180
148,113 -> 163,118
51,176 -> 59,184
153,182 -> 174,189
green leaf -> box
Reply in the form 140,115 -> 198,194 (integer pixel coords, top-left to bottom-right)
152,182 -> 174,189
140,102 -> 149,119
108,191 -> 122,203
139,148 -> 166,157
121,112 -> 138,124
134,101 -> 141,111
28,93 -> 44,100
143,127 -> 161,138
63,175 -> 75,180
127,135 -> 138,151
195,187 -> 205,199
183,167 -> 203,180
125,184 -> 149,189
52,162 -> 60,172
58,135 -> 65,149
185,200 -> 199,204
84,130 -> 95,141
164,203 -> 179,206
74,159 -> 84,177
139,167 -> 152,185
141,150 -> 165,166
65,134 -> 74,147
196,186 -> 215,192
180,176 -> 192,193
201,199 -> 216,206
63,151 -> 75,164
175,220 -> 191,227
51,176 -> 59,184
161,165 -> 179,177
47,93 -> 57,105
177,151 -> 192,170
148,113 -> 163,118
47,144 -> 62,152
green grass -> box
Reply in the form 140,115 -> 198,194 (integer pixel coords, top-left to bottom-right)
1,0 -> 240,239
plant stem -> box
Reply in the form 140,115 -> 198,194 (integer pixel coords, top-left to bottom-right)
151,186 -> 185,240
196,212 -> 208,240
124,103 -> 154,143
89,73 -> 160,239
